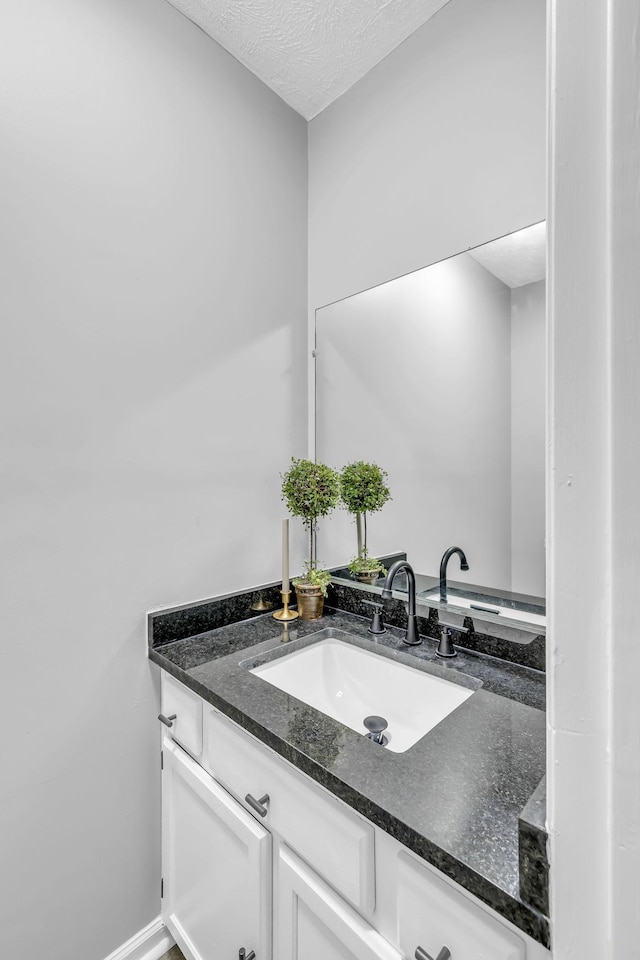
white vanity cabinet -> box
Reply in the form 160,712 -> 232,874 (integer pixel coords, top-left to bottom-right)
159,674 -> 550,960
161,737 -> 271,960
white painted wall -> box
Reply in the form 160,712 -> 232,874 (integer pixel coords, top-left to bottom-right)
308,0 -> 546,315
548,0 -> 640,955
0,1 -> 307,958
608,1 -> 640,950
309,0 -> 546,587
510,280 -> 545,596
308,0 -> 546,497
316,255 -> 512,590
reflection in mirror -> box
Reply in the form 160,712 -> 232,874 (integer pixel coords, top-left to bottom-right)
315,222 -> 546,609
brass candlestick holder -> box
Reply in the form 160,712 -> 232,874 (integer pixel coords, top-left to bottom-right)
273,589 -> 299,621
250,591 -> 275,612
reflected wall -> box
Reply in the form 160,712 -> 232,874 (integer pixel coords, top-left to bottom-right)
316,230 -> 545,597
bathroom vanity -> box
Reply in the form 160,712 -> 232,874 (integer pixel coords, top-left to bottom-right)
149,588 -> 549,960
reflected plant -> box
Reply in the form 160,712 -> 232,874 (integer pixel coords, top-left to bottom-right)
340,461 -> 391,560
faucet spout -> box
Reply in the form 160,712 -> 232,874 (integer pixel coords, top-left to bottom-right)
381,560 -> 421,645
439,546 -> 469,603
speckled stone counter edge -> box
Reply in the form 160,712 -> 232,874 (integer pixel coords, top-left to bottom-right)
519,776 -> 549,916
150,580 -> 286,646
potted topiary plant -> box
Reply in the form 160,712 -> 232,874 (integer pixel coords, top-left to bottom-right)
340,461 -> 391,584
281,457 -> 341,619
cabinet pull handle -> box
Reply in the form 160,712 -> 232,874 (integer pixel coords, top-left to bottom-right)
158,713 -> 177,728
245,793 -> 269,817
416,948 -> 451,960
239,949 -> 256,960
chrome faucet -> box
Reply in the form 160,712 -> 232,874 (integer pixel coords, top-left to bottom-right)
439,546 -> 469,602
381,560 -> 420,645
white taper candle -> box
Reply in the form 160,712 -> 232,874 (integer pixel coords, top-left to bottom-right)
282,518 -> 289,593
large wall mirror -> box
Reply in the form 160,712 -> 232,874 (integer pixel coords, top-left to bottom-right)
315,222 -> 546,627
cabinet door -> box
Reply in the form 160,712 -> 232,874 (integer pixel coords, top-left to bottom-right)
162,738 -> 271,960
278,845 -> 402,960
397,850 -> 525,960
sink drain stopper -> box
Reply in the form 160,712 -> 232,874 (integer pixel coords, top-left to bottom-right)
364,715 -> 388,746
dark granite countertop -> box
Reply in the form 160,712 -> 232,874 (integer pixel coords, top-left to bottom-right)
149,605 -> 548,947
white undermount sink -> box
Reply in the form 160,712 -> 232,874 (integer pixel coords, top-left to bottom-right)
419,592 -> 546,628
250,637 -> 474,753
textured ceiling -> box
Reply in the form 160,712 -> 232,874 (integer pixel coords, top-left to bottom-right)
468,222 -> 547,289
164,0 -> 451,119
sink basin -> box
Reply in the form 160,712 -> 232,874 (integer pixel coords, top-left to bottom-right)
249,637 -> 473,753
417,589 -> 546,628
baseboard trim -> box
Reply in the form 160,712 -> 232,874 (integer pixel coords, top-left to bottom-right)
103,916 -> 174,960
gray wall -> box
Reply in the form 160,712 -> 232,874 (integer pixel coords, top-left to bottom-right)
0,1 -> 307,958
308,0 -> 546,579
308,0 -> 546,314
316,255 -> 513,590
511,280 -> 546,596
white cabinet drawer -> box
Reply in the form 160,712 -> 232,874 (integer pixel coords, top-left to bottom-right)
396,850 -> 525,960
161,673 -> 203,759
206,708 -> 375,916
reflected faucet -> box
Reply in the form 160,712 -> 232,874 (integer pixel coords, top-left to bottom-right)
439,546 -> 469,602
381,560 -> 421,646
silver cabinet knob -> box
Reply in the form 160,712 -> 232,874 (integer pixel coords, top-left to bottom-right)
244,793 -> 270,817
239,948 -> 256,960
416,947 -> 451,960
158,713 -> 177,728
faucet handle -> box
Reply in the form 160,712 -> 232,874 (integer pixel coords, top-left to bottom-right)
436,620 -> 468,659
415,947 -> 451,960
362,599 -> 386,635
439,620 -> 469,635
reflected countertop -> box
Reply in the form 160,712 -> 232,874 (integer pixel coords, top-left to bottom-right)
330,563 -> 546,638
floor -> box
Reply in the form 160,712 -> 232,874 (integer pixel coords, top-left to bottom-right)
160,948 -> 185,960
